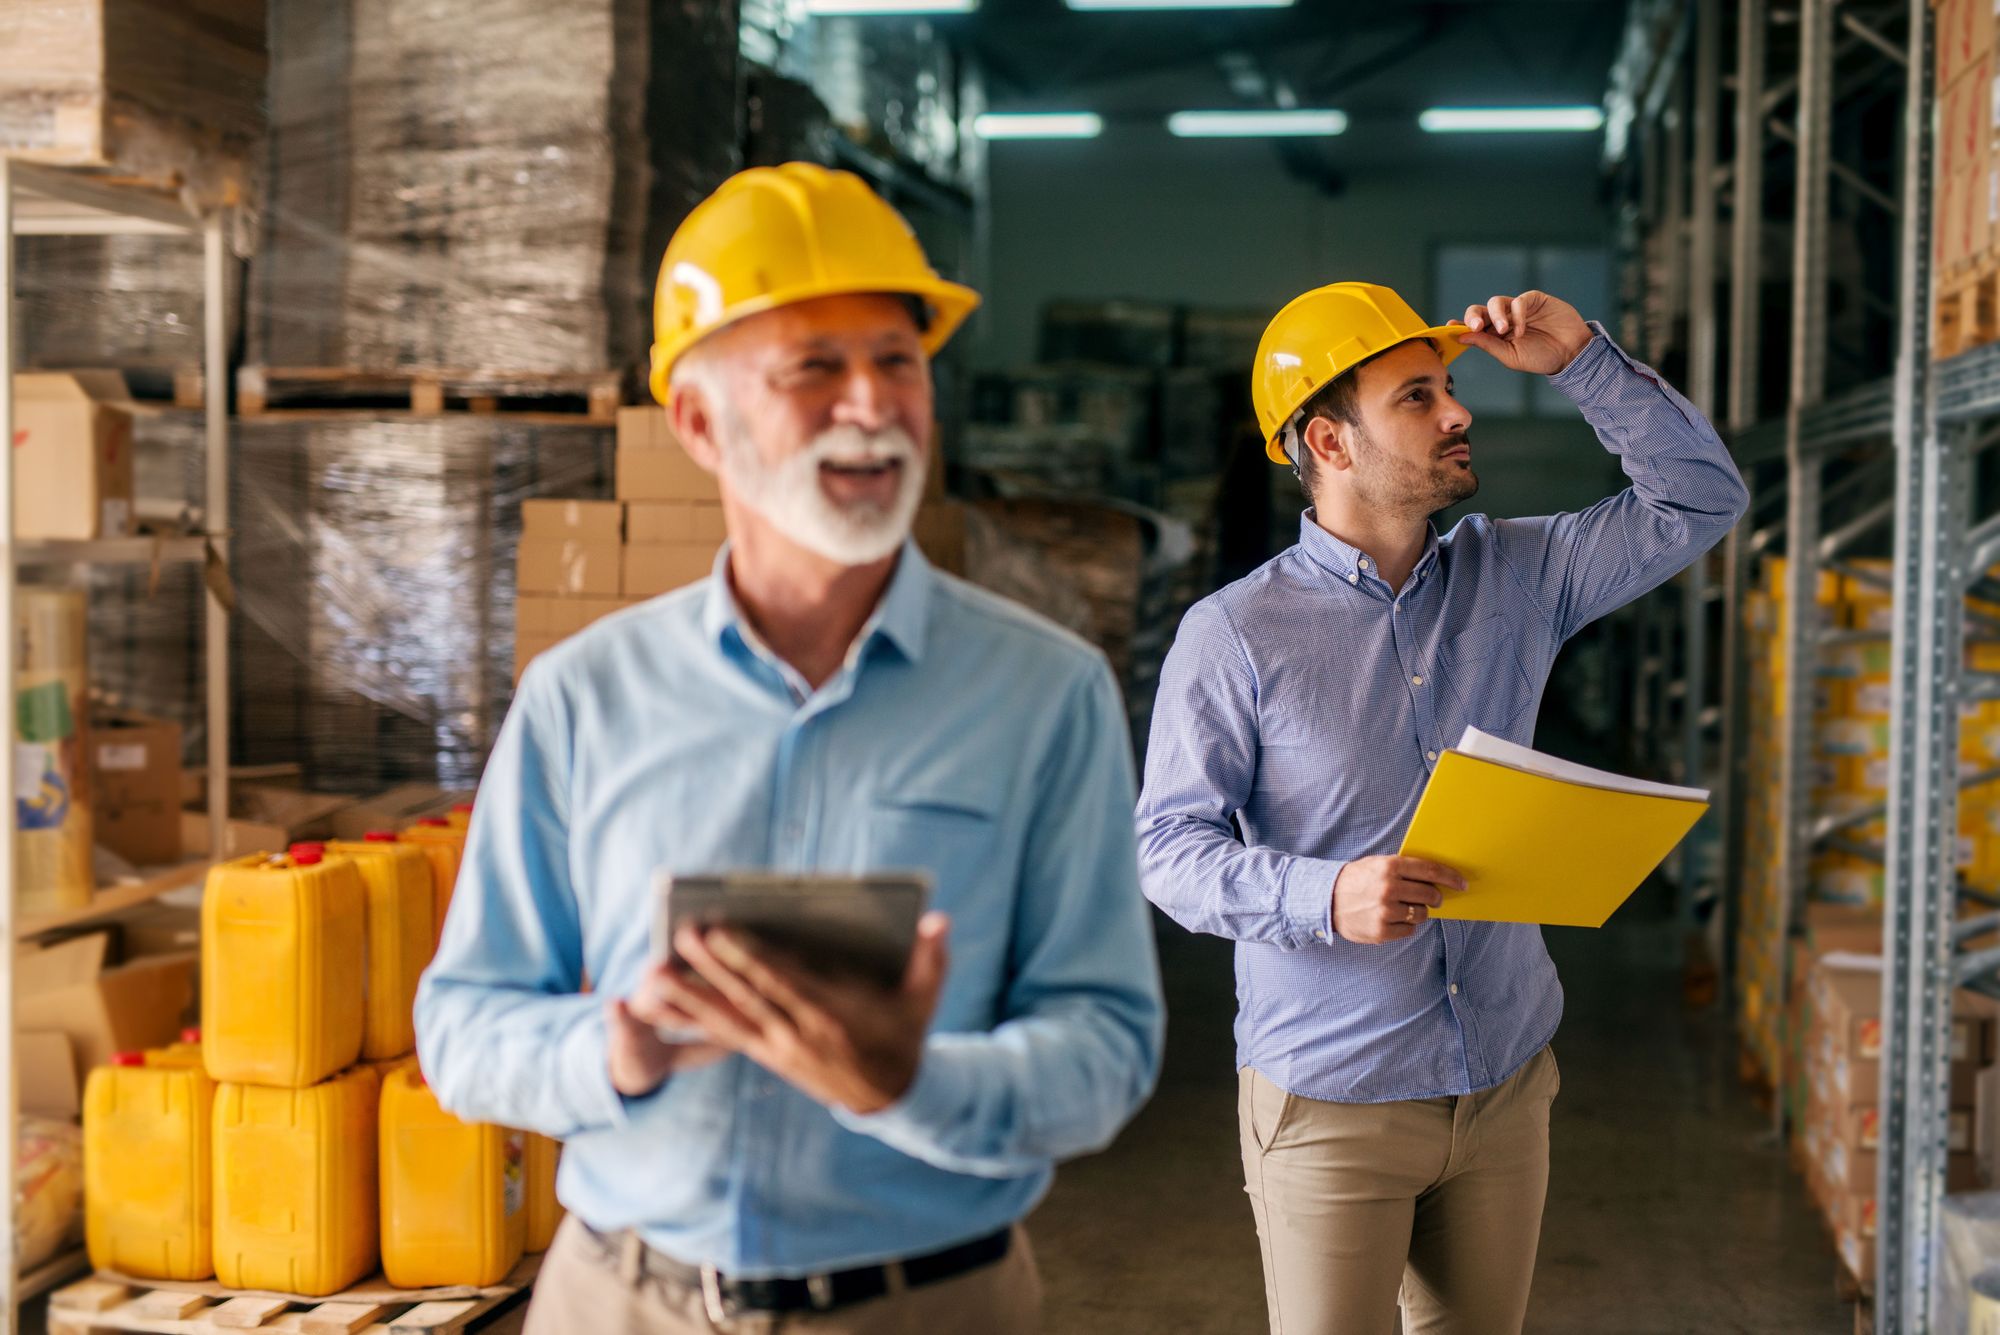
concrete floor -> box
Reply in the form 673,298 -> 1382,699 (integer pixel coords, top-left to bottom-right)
1028,904 -> 1856,1334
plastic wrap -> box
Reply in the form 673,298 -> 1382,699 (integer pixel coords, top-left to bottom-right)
0,0 -> 264,211
232,416 -> 613,793
647,0 -> 744,307
253,0 -> 667,375
1942,1193 -> 2000,1334
16,235 -> 243,393
16,1117 -> 81,1272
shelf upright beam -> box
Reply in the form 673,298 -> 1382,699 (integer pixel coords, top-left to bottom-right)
1720,0 -> 1771,1013
0,154 -> 18,1334
1879,0 -> 1954,1324
1680,0 -> 1724,927
204,217 -> 229,866
1774,0 -> 1837,1140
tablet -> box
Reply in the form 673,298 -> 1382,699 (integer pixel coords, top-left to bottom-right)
651,870 -> 931,993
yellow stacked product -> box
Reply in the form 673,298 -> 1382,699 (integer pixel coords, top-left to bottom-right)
448,801 -> 473,830
378,1066 -> 525,1287
150,1027 -> 205,1068
326,835 -> 435,1062
213,1064 -> 381,1296
202,851 -> 365,1088
84,1047 -> 215,1280
399,817 -> 466,946
524,1133 -> 564,1253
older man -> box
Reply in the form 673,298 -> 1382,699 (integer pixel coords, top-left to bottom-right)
416,163 -> 1164,1335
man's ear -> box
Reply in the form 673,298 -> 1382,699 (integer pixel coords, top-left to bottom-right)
1302,414 -> 1353,473
666,382 -> 724,475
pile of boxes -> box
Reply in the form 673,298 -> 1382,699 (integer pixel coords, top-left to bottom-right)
1737,557 -> 2000,1082
1935,0 -> 2000,355
1798,929 -> 1995,1283
514,406 -> 969,681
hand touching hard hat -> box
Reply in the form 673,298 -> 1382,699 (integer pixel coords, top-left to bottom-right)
1455,291 -> 1594,377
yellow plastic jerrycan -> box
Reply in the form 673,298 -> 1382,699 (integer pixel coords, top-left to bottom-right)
398,818 -> 465,947
213,1064 -> 380,1296
325,835 -> 435,1062
523,1133 -> 563,1253
150,1027 -> 205,1068
379,1066 -> 525,1287
84,1048 -> 215,1280
202,851 -> 365,1088
448,801 -> 473,830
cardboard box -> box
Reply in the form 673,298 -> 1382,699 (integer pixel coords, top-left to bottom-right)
622,543 -> 718,599
16,933 -> 197,1103
13,371 -> 138,540
518,537 -> 622,597
326,784 -> 469,841
626,501 -> 728,546
1822,1136 -> 1982,1196
521,498 -> 624,545
517,595 -> 624,639
616,408 -> 721,502
91,710 -> 182,867
183,781 -> 355,859
1940,0 -> 1999,90
1815,959 -> 1996,1068
1831,1100 -> 1974,1155
515,634 -> 559,685
18,1031 -> 78,1121
913,501 -> 968,575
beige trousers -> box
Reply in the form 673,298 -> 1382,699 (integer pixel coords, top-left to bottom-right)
1238,1046 -> 1558,1335
523,1216 -> 1043,1335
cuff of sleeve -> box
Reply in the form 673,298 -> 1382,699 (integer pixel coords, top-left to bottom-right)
1282,855 -> 1344,948
557,1008 -> 632,1133
1546,321 -> 1624,401
833,1039 -> 975,1148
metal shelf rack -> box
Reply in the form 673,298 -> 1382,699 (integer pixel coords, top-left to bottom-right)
1607,0 -> 1993,1326
0,158 -> 233,1327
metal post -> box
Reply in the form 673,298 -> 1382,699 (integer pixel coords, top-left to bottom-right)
0,154 -> 21,1331
204,218 -> 229,862
1729,0 -> 1768,434
1879,0 -> 1949,1324
1681,0 -> 1723,925
1773,0 -> 1835,1139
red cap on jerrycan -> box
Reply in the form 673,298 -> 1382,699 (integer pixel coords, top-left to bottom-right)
364,831 -> 398,843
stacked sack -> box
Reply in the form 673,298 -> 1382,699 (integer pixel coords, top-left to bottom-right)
82,811 -> 561,1295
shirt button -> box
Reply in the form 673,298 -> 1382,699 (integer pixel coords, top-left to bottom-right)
1426,750 -> 1438,761
1314,930 -> 1327,941
1359,558 -> 1370,568
1412,675 -> 1424,686
1449,983 -> 1460,996
1348,574 -> 1359,585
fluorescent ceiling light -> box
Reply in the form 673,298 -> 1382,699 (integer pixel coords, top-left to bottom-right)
1067,0 -> 1291,8
803,0 -> 976,13
1167,109 -> 1347,137
974,113 -> 1104,140
1418,106 -> 1606,133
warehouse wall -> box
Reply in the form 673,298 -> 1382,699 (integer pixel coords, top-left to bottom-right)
979,133 -> 1628,516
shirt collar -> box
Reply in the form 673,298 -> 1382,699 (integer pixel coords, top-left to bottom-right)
699,537 -> 933,668
1296,509 -> 1442,588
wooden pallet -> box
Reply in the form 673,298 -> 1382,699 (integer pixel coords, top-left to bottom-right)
236,368 -> 623,422
46,1254 -> 539,1335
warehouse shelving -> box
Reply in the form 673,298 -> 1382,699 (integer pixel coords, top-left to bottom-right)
0,157 -> 234,1324
1608,0 -> 1980,1327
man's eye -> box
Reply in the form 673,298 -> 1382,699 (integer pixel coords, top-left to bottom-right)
800,358 -> 841,375
1406,390 -> 1427,404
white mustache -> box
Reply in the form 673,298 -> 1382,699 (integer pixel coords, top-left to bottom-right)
805,425 -> 918,468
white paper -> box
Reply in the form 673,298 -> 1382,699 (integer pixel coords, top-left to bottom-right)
95,743 -> 146,772
1453,726 -> 1711,803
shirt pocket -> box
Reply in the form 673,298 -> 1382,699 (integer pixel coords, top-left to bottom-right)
1436,614 -> 1535,735
865,784 -> 1002,911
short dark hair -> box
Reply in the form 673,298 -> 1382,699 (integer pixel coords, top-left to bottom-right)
1284,338 -> 1437,498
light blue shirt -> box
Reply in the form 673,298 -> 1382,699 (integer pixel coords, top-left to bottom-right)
415,543 -> 1164,1277
1135,326 -> 1748,1103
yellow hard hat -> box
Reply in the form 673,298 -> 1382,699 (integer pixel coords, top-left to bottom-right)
1252,281 -> 1471,464
649,163 -> 982,405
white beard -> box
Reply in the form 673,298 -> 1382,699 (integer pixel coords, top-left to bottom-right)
719,422 -> 926,566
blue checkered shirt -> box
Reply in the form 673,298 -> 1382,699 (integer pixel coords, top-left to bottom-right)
1136,325 -> 1748,1101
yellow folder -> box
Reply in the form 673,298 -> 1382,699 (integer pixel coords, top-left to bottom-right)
1399,742 -> 1709,928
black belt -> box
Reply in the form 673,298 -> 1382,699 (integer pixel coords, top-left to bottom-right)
586,1223 -> 1012,1319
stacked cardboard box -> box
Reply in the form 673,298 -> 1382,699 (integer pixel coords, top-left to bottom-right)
513,408 -> 968,682
1800,948 -> 1994,1284
1936,0 -> 2000,355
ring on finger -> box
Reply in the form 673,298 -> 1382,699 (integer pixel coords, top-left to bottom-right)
1406,903 -> 1418,924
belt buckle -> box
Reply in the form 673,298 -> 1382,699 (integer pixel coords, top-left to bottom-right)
700,1263 -> 731,1324
806,1272 -> 836,1311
